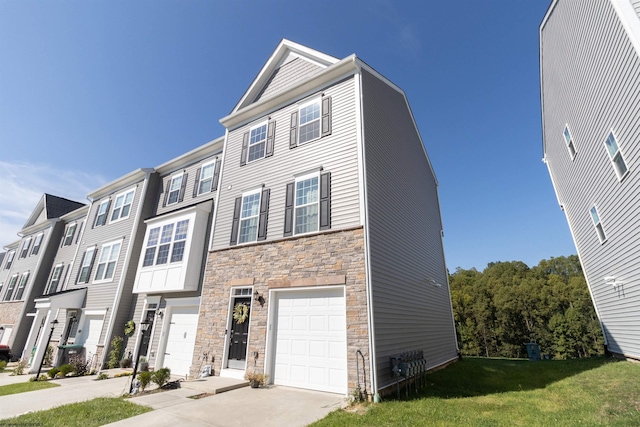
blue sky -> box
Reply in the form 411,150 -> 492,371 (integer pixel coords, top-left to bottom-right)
0,0 -> 573,270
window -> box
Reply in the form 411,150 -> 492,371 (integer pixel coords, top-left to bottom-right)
604,132 -> 628,180
62,223 -> 77,247
111,189 -> 135,222
590,206 -> 606,243
284,172 -> 331,237
14,272 -> 29,300
196,161 -> 215,195
94,241 -> 122,282
166,174 -> 183,205
240,121 -> 275,166
31,233 -> 43,256
3,275 -> 18,301
47,265 -> 64,294
142,220 -> 190,267
77,247 -> 96,284
20,237 -> 32,258
289,96 -> 331,149
230,188 -> 270,245
4,251 -> 14,270
563,125 -> 576,159
94,199 -> 110,227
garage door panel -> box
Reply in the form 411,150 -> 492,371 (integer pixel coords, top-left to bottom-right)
163,306 -> 198,377
273,288 -> 347,394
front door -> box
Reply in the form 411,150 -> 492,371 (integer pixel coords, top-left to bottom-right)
227,297 -> 251,369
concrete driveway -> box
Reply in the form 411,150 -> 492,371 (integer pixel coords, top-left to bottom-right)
0,371 -> 346,426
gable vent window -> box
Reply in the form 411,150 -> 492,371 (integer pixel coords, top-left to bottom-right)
563,125 -> 576,159
290,96 -> 332,149
590,206 -> 606,243
240,120 -> 275,166
604,131 -> 628,181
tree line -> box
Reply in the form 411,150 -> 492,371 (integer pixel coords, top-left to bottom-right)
449,255 -> 604,359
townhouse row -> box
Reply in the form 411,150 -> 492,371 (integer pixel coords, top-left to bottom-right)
0,40 -> 458,398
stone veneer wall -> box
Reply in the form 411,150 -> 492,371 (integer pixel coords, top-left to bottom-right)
0,301 -> 24,325
191,227 -> 371,395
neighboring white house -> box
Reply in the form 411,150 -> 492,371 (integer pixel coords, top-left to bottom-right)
540,0 -> 640,360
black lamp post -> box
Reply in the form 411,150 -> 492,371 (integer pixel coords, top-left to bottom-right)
129,320 -> 151,394
36,319 -> 58,379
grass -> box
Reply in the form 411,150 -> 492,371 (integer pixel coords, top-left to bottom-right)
313,357 -> 640,427
2,397 -> 151,427
0,380 -> 59,396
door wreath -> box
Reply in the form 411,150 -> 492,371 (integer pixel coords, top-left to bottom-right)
233,303 -> 249,324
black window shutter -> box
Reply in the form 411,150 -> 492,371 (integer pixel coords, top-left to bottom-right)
88,248 -> 97,277
212,158 -> 221,191
75,222 -> 83,244
230,197 -> 242,245
284,182 -> 295,237
289,111 -> 298,149
76,252 -> 86,283
240,132 -> 249,166
257,188 -> 270,241
162,179 -> 170,207
265,121 -> 276,157
192,167 -> 202,198
320,172 -> 331,230
322,96 -> 332,137
59,265 -> 69,292
92,204 -> 100,229
178,173 -> 188,202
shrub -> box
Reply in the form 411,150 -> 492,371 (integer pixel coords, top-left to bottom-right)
29,376 -> 38,382
58,363 -> 74,377
0,360 -> 7,372
152,367 -> 171,388
69,355 -> 89,376
138,371 -> 153,391
43,345 -> 53,366
119,358 -> 132,368
47,367 -> 60,379
107,336 -> 124,369
96,373 -> 109,380
10,359 -> 27,376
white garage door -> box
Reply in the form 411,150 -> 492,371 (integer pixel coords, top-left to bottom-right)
0,326 -> 12,345
163,306 -> 198,376
273,288 -> 347,394
79,315 -> 104,362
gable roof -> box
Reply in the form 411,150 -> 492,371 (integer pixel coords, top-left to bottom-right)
232,39 -> 339,113
21,194 -> 86,231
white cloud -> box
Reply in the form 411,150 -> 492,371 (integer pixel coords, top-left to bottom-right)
0,161 -> 107,247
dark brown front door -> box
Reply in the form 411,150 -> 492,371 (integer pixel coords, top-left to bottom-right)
227,297 -> 250,369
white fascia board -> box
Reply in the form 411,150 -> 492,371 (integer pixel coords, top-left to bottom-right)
154,136 -> 224,175
18,218 -> 58,237
87,168 -> 154,201
3,241 -> 20,251
233,39 -> 340,113
539,0 -> 558,158
221,55 -> 358,130
610,0 -> 640,58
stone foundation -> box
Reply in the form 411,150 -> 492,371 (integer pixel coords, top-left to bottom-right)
0,301 -> 24,325
191,227 -> 371,395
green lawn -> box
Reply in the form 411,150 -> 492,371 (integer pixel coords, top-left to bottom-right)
313,357 -> 640,427
0,380 -> 59,396
2,397 -> 151,427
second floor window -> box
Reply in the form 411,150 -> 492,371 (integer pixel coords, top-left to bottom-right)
95,241 -> 122,282
284,171 -> 331,237
62,224 -> 77,247
111,189 -> 135,222
47,264 -> 64,294
142,219 -> 190,267
230,188 -> 270,245
77,247 -> 96,284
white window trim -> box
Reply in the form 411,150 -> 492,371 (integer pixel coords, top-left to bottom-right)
197,160 -> 216,195
20,237 -> 32,258
298,98 -> 321,145
95,199 -> 110,226
604,130 -> 629,182
166,173 -> 184,206
590,205 -> 607,244
237,188 -> 262,244
293,172 -> 320,236
77,246 -> 96,284
142,218 -> 190,267
563,124 -> 576,160
14,272 -> 29,300
93,240 -> 122,283
62,223 -> 77,247
247,121 -> 268,164
47,264 -> 64,294
4,251 -> 15,270
110,188 -> 136,223
3,274 -> 18,301
31,233 -> 44,256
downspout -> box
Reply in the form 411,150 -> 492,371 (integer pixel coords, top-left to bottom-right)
354,65 -> 379,400
100,169 -> 154,369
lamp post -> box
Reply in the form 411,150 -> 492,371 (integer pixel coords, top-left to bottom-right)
129,320 -> 151,394
36,319 -> 58,379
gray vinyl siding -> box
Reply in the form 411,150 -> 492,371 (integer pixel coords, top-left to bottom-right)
633,0 -> 640,16
211,77 -> 361,249
360,69 -> 458,389
155,154 -> 220,216
541,0 -> 640,357
254,57 -> 324,102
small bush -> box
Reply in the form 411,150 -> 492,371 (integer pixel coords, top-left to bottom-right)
58,364 -> 74,377
0,360 -> 7,372
107,336 -> 124,369
152,368 -> 171,388
119,358 -> 132,368
10,359 -> 27,376
29,376 -> 38,382
47,367 -> 60,379
138,371 -> 152,391
96,373 -> 109,380
38,374 -> 48,381
69,355 -> 89,376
